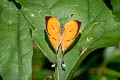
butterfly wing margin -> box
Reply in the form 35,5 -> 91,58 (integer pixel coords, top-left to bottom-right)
45,16 -> 61,52
61,20 -> 81,53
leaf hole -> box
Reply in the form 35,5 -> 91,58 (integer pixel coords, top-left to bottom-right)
70,12 -> 80,18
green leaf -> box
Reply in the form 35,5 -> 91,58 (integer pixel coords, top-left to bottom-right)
0,0 -> 33,80
111,0 -> 120,21
17,0 -> 120,80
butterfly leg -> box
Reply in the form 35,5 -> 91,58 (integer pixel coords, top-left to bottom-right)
51,54 -> 57,68
62,55 -> 64,65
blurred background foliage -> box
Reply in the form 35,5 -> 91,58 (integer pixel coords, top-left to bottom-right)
0,0 -> 120,80
32,0 -> 120,80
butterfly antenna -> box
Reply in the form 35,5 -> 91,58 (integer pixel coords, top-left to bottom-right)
61,54 -> 66,70
55,53 -> 57,67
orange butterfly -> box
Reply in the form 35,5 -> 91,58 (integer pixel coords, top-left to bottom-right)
45,16 -> 82,68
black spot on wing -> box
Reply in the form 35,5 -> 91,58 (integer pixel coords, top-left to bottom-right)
69,30 -> 72,32
51,25 -> 55,30
52,37 -> 57,41
69,27 -> 74,32
66,40 -> 70,42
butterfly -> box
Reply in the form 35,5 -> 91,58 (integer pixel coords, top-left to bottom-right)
45,16 -> 82,69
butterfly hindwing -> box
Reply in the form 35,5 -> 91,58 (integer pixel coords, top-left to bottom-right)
61,20 -> 81,53
45,16 -> 60,52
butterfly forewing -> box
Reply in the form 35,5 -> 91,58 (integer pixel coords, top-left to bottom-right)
61,20 -> 81,53
45,16 -> 61,52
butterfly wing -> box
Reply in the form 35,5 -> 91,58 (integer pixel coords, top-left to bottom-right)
45,16 -> 60,52
61,20 -> 81,53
